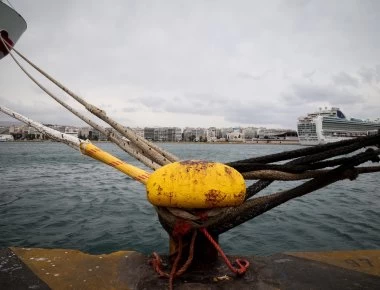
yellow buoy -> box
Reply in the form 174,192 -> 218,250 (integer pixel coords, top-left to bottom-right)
146,160 -> 246,209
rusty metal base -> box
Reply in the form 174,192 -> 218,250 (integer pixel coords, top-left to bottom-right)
1,247 -> 379,289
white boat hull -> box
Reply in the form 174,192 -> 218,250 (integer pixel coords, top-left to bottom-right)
0,1 -> 27,59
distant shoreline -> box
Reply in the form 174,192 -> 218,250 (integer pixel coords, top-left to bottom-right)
4,139 -> 300,145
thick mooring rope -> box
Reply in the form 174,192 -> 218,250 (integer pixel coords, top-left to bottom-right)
243,166 -> 380,181
155,135 -> 380,236
0,106 -> 151,184
3,34 -> 380,290
207,147 -> 380,234
0,36 -> 163,169
1,37 -> 178,166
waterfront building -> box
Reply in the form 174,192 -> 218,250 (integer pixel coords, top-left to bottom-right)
144,127 -> 155,141
132,127 -> 144,139
242,127 -> 259,140
9,124 -> 44,140
79,127 -> 92,139
206,127 -> 223,142
227,128 -> 245,142
45,124 -> 65,133
257,128 -> 298,140
219,128 -> 234,139
0,126 -> 8,135
78,127 -> 107,141
144,127 -> 182,142
183,127 -> 207,142
64,127 -> 79,137
0,134 -> 14,141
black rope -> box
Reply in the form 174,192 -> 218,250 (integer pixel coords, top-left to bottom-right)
207,148 -> 380,234
157,134 -> 380,237
235,148 -> 380,174
227,134 -> 380,166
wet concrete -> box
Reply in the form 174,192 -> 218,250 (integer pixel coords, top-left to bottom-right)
1,247 -> 379,289
0,248 -> 49,290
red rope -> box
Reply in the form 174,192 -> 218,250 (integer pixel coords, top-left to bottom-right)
151,252 -> 169,278
200,228 -> 250,275
150,230 -> 197,289
175,230 -> 197,276
168,237 -> 183,290
172,219 -> 192,237
151,220 -> 249,290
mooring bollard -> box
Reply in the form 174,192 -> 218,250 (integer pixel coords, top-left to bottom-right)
147,160 -> 246,281
169,231 -> 219,267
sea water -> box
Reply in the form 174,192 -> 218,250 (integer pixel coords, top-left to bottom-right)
0,142 -> 379,255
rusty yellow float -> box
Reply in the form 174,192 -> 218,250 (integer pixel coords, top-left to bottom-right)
146,160 -> 246,208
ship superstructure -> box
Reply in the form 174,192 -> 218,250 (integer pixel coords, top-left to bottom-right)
297,107 -> 380,145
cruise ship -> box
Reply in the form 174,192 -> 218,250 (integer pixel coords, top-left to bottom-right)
297,107 -> 380,145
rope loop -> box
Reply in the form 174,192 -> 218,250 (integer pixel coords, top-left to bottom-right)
235,258 -> 250,275
199,227 -> 250,275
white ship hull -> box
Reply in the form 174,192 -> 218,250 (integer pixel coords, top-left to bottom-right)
298,135 -> 353,146
0,1 -> 27,59
297,108 -> 380,146
0,134 -> 14,141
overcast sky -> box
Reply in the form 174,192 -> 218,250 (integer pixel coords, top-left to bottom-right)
1,0 -> 379,129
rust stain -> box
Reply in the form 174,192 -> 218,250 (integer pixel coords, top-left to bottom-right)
165,192 -> 174,205
179,160 -> 210,173
179,160 -> 208,166
224,167 -> 232,175
233,191 -> 244,199
204,189 -> 227,206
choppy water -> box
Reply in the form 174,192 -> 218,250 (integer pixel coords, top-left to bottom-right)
0,142 -> 379,256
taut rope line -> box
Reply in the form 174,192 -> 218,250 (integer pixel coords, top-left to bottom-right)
0,37 -> 161,170
0,105 -> 151,184
242,166 -> 380,181
0,36 -> 179,166
2,34 -> 380,290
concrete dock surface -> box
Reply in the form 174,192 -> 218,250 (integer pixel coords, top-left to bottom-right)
1,247 -> 379,289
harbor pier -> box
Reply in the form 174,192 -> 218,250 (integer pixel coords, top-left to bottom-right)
1,247 -> 379,289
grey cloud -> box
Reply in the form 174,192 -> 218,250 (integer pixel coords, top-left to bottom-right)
237,72 -> 260,80
332,72 -> 359,87
224,103 -> 286,125
183,93 -> 227,104
236,70 -> 273,81
1,0 -> 380,129
285,83 -> 362,105
237,72 -> 263,80
135,93 -> 229,116
136,96 -> 168,108
121,107 -> 139,113
302,70 -> 316,83
358,66 -> 380,84
129,93 -> 297,127
283,0 -> 312,8
0,96 -> 86,126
